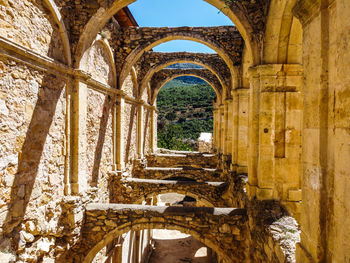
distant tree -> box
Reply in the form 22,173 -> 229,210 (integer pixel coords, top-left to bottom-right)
165,112 -> 177,121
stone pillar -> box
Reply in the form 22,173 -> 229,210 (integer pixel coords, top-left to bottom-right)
231,88 -> 249,174
231,90 -> 239,171
70,78 -> 88,194
218,104 -> 225,153
212,107 -> 219,151
223,98 -> 233,157
133,231 -> 140,263
247,64 -> 303,213
116,95 -> 125,170
112,237 -> 124,263
137,102 -> 144,158
149,106 -> 157,153
247,70 -> 260,196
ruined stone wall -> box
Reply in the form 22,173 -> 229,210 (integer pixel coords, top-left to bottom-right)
0,1 -> 71,260
247,201 -> 300,263
63,204 -> 248,263
0,56 -> 67,261
112,26 -> 244,74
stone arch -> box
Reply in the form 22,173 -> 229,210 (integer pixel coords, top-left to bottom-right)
43,0 -> 72,65
263,0 -> 302,64
151,73 -> 222,105
73,0 -> 258,68
88,37 -> 117,87
130,66 -> 139,97
0,0 -> 71,64
81,218 -> 238,263
141,60 -> 226,100
120,34 -> 239,92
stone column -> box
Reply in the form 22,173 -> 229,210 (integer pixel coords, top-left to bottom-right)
223,98 -> 233,158
70,78 -> 88,194
236,89 -> 249,174
231,90 -> 239,171
137,102 -> 144,158
212,107 -> 219,151
116,95 -> 125,170
112,237 -> 124,263
218,104 -> 225,153
149,106 -> 157,153
247,64 -> 303,211
133,231 -> 140,263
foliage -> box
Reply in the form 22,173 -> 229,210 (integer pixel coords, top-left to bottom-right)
157,78 -> 216,151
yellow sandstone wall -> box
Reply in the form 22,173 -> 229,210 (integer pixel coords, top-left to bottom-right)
294,0 -> 350,261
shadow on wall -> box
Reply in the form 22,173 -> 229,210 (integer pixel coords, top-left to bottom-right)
90,96 -> 113,187
2,75 -> 65,245
143,108 -> 150,155
125,104 -> 137,164
1,17 -> 68,251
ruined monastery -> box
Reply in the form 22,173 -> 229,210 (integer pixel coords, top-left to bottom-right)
0,0 -> 349,262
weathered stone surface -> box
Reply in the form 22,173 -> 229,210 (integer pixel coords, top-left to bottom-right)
146,153 -> 219,168
108,177 -> 229,207
61,204 -> 248,263
137,52 -> 232,96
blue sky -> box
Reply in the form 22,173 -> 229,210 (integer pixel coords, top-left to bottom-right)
128,0 -> 233,53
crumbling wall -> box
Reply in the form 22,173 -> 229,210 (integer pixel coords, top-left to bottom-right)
0,57 -> 67,261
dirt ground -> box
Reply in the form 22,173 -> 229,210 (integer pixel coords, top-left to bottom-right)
148,230 -> 214,263
148,194 -> 215,263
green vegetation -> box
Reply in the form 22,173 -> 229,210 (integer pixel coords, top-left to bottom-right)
157,77 -> 216,151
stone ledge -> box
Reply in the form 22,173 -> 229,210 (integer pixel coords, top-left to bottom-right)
123,177 -> 227,187
85,203 -> 246,217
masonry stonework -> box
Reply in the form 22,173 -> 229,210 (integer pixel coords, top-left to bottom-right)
0,0 -> 349,262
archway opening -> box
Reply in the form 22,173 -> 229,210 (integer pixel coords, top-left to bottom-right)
156,73 -> 217,152
92,191 -> 218,263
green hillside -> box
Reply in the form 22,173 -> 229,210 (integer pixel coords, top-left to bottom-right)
157,78 -> 216,151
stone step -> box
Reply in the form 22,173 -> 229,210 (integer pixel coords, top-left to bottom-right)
108,177 -> 229,207
133,167 -> 224,182
146,153 -> 218,169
